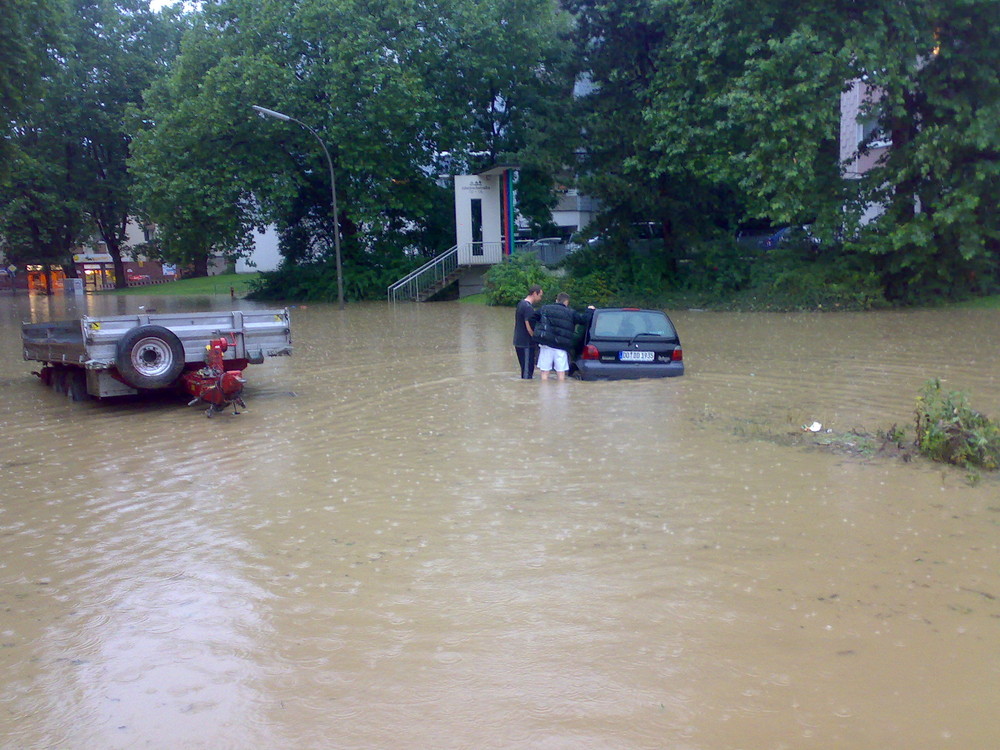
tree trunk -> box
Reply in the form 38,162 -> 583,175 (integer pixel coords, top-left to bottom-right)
106,235 -> 126,289
880,88 -> 922,300
659,218 -> 679,278
95,215 -> 128,288
192,252 -> 209,277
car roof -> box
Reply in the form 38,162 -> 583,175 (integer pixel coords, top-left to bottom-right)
593,307 -> 668,313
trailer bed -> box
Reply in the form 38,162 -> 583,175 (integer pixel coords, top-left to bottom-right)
23,309 -> 292,400
23,309 -> 292,368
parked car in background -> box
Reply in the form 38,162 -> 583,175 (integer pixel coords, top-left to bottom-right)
738,224 -> 819,251
572,308 -> 684,381
762,224 -> 820,250
567,231 -> 604,250
527,237 -> 566,253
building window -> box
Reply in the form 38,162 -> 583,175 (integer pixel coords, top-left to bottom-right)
470,198 -> 483,255
857,116 -> 891,149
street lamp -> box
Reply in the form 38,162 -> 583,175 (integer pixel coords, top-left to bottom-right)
252,105 -> 344,309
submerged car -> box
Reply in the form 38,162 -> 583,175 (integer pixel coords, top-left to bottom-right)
572,308 -> 684,381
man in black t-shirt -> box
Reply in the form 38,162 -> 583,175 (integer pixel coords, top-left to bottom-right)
513,284 -> 543,379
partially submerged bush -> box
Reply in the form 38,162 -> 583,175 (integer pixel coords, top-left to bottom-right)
915,379 -> 1000,469
483,253 -> 556,306
563,271 -> 615,307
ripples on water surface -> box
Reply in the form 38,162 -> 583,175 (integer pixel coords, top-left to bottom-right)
1,293 -> 998,749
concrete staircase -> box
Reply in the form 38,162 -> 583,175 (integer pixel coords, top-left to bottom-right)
388,245 -> 466,302
414,266 -> 467,301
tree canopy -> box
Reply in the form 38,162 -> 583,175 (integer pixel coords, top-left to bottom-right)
845,0 -> 1000,300
129,0 -> 575,293
0,0 -> 65,175
2,0 -> 998,304
566,0 -> 1000,303
0,0 -> 181,285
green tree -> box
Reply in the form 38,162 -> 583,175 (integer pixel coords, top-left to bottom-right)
0,0 -> 181,287
563,0 -> 740,294
0,6 -> 91,285
846,0 -> 1000,301
75,0 -> 183,287
663,0 -> 998,302
128,1 -> 274,277
0,0 -> 65,177
568,0 -> 1000,304
0,128 -> 89,287
645,1 -> 853,228
129,0 -> 574,296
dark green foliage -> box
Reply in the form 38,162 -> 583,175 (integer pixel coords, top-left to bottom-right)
482,254 -> 614,308
0,0 -> 180,283
849,0 -> 1000,303
513,167 -> 562,237
564,0 -> 1000,308
0,0 -> 64,175
563,234 -> 678,300
735,243 -> 887,310
130,0 -> 575,289
247,251 -> 419,303
563,0 -> 709,281
482,254 -> 558,306
915,379 -> 1000,470
554,232 -> 888,310
679,239 -> 756,299
561,272 -> 615,307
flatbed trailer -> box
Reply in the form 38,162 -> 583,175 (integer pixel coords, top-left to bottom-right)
22,309 -> 292,413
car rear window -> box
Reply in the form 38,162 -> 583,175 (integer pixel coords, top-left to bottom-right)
592,311 -> 675,338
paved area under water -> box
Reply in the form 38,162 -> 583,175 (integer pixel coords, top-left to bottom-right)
1,292 -> 998,749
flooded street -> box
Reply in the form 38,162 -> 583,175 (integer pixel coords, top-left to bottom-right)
1,292 -> 998,749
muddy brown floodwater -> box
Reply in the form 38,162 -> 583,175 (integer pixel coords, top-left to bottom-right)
1,292 -> 998,749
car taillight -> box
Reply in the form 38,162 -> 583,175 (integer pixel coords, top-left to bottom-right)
582,344 -> 600,360
671,347 -> 683,362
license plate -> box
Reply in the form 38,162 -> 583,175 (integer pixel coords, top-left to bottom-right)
619,350 -> 654,362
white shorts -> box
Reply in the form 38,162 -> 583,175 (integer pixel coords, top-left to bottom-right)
537,345 -> 568,372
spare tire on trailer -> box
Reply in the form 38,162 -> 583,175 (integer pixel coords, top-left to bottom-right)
115,325 -> 186,389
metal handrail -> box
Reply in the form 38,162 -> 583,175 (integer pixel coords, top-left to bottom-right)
467,241 -> 505,263
387,245 -> 460,303
517,240 -> 576,266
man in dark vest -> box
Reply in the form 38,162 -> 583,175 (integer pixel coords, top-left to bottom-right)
533,292 -> 594,380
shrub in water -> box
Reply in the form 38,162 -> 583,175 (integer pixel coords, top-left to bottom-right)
563,272 -> 615,308
483,254 -> 557,306
914,379 -> 1000,470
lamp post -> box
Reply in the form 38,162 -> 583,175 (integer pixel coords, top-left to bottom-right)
252,105 -> 344,309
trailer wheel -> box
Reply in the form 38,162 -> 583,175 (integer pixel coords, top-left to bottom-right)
67,369 -> 89,402
115,325 -> 185,389
51,367 -> 67,394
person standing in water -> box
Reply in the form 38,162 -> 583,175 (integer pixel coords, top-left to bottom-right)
532,292 -> 594,381
513,285 -> 543,379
